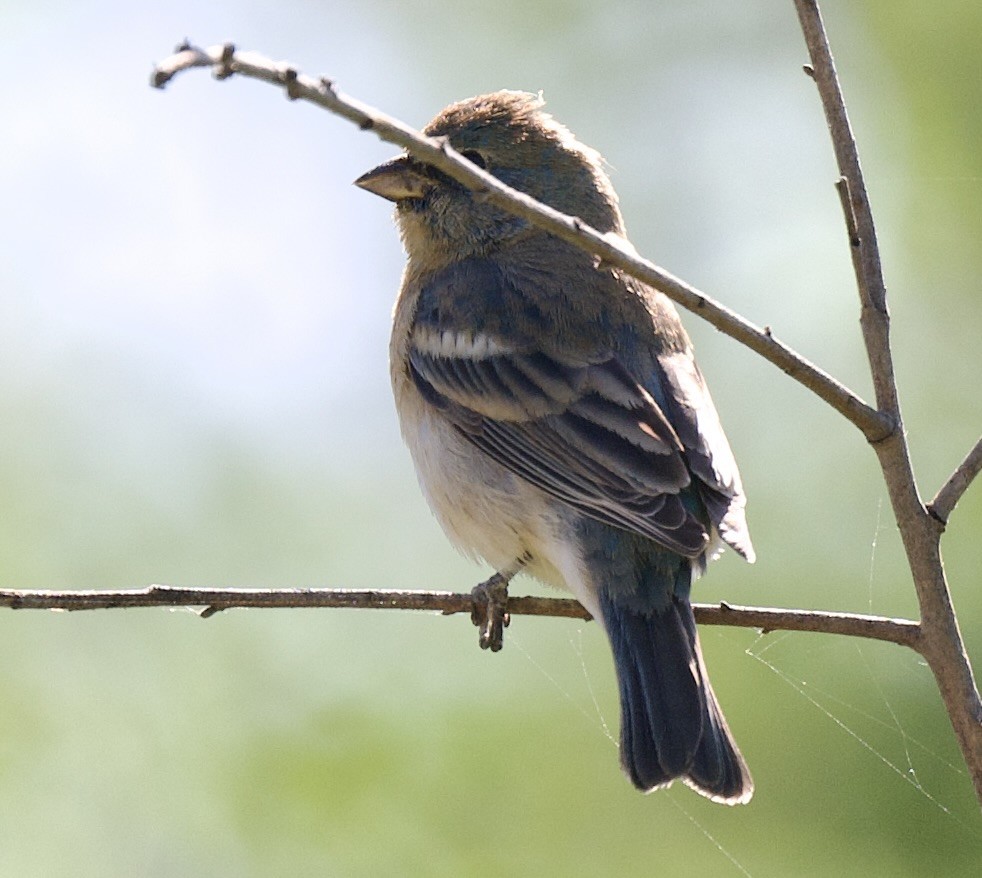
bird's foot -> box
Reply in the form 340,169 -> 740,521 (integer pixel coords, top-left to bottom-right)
471,572 -> 511,652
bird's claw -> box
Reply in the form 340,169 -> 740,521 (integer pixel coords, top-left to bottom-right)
471,573 -> 510,652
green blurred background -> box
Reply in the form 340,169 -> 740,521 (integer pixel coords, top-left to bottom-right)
1,1 -> 980,875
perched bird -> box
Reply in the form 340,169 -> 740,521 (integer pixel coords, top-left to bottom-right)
356,91 -> 754,803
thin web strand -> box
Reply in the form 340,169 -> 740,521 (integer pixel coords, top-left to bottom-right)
568,629 -> 616,746
857,643 -> 922,784
778,665 -> 967,777
747,635 -> 975,831
667,789 -> 755,878
508,631 -> 610,733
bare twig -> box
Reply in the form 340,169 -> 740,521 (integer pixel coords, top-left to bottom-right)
929,436 -> 982,525
703,602 -> 921,649
0,585 -> 922,649
795,7 -> 897,421
150,43 -> 891,442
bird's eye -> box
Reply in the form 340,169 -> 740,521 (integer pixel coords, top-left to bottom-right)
460,149 -> 487,170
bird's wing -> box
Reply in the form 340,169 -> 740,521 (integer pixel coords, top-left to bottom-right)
653,351 -> 755,562
407,262 -> 710,558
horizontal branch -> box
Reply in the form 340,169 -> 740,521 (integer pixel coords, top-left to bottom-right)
150,42 -> 892,442
0,585 -> 921,650
928,435 -> 982,525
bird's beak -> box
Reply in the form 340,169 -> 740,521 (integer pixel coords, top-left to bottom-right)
354,156 -> 433,202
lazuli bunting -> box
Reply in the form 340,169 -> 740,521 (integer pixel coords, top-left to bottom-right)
356,91 -> 754,803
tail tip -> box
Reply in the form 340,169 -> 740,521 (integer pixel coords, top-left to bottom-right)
682,772 -> 754,805
623,755 -> 755,805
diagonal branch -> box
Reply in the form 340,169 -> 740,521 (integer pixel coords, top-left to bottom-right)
0,585 -> 922,650
150,43 -> 891,442
928,435 -> 982,525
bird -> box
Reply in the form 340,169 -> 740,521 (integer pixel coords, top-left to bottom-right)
355,90 -> 754,804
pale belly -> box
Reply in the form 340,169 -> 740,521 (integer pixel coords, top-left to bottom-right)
393,374 -> 603,620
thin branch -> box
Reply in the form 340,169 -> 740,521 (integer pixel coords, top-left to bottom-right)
150,42 -> 891,442
929,436 -> 982,525
794,1 -> 899,428
702,602 -> 920,649
0,585 -> 922,650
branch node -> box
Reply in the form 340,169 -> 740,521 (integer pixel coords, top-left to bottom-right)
802,63 -> 816,80
834,177 -> 861,247
280,67 -> 299,99
319,76 -> 335,93
866,413 -> 899,446
215,43 -> 236,80
199,605 -> 224,618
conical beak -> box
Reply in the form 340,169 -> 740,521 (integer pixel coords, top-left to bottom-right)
355,156 -> 433,202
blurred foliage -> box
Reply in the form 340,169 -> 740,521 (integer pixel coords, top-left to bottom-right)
0,1 -> 980,875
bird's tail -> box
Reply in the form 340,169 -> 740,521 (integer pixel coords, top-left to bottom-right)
599,590 -> 753,804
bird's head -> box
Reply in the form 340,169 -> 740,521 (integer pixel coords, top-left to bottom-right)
356,91 -> 624,262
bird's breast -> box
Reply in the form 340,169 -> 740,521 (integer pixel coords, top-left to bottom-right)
391,353 -> 529,563
388,271 -> 603,617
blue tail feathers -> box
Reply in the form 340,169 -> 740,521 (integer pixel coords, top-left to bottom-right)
599,589 -> 753,804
